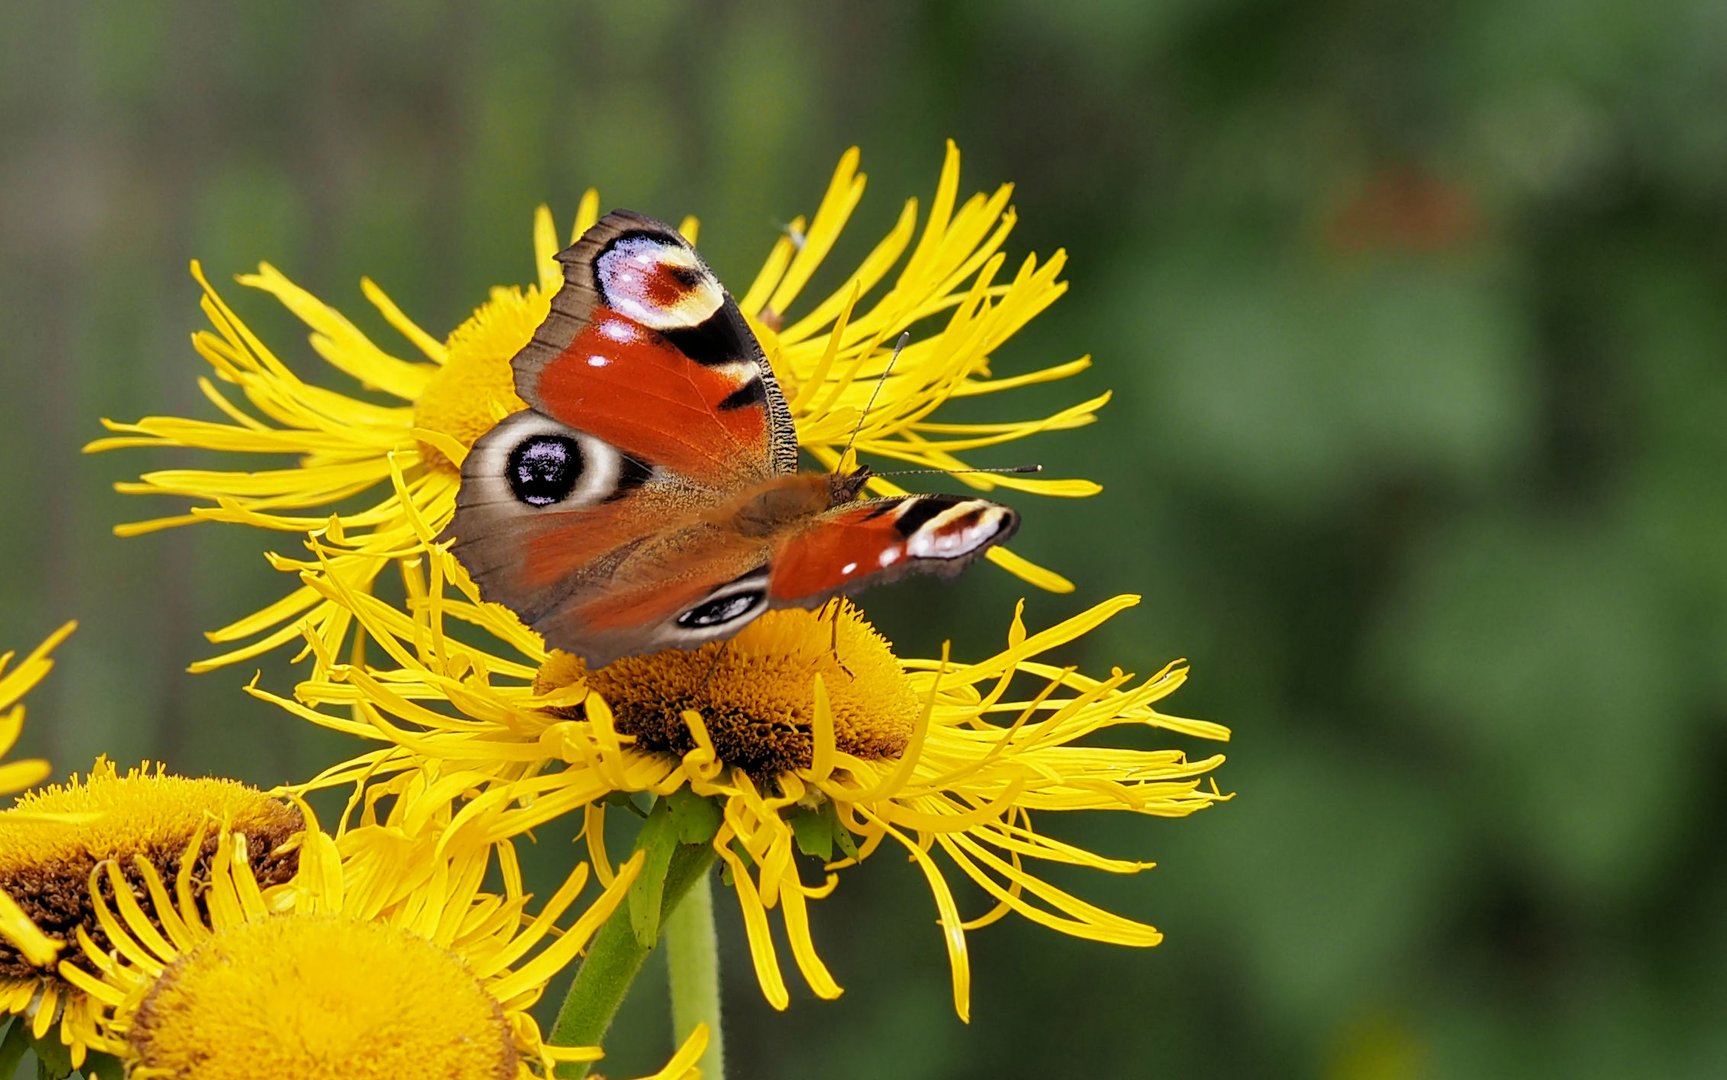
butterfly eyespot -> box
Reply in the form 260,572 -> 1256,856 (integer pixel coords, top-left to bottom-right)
506,434 -> 584,507
677,589 -> 764,629
596,235 -> 724,331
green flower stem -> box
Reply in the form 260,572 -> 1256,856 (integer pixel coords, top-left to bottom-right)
664,871 -> 725,1080
551,841 -> 718,1079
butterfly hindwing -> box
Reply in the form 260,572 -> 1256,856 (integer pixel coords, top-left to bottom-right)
541,548 -> 776,668
448,409 -> 785,666
448,410 -> 670,607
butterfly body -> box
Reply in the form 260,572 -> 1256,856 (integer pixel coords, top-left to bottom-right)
444,210 -> 1018,667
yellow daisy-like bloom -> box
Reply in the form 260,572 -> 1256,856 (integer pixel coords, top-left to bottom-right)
58,800 -> 705,1080
262,544 -> 1229,1021
0,622 -> 77,969
90,142 -> 1104,672
0,759 -> 302,1067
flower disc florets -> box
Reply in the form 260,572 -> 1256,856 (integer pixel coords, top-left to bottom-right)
0,760 -> 301,984
0,760 -> 300,1065
129,916 -> 517,1080
539,603 -> 917,776
60,798 -> 704,1080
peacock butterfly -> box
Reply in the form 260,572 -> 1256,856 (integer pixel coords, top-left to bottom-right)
441,210 -> 1018,667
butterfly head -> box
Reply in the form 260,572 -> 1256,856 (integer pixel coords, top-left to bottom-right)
829,463 -> 873,505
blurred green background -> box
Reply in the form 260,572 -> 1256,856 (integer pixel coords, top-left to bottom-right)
5,2 -> 1726,1077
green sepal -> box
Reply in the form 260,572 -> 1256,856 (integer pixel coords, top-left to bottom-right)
79,1050 -> 125,1079
790,799 -> 859,862
603,790 -> 649,818
666,787 -> 722,845
790,805 -> 834,861
0,1018 -> 28,1079
31,1029 -> 73,1080
628,799 -> 679,947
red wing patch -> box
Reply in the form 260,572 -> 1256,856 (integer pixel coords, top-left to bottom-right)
509,210 -> 797,488
767,495 -> 1019,606
535,311 -> 769,488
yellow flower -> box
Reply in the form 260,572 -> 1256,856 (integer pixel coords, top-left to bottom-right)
0,759 -> 302,1067
0,622 -> 76,970
91,142 -> 1103,672
262,545 -> 1229,1021
57,792 -> 705,1080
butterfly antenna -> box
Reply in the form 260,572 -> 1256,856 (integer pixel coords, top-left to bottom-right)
872,464 -> 1044,477
825,598 -> 856,680
839,331 -> 910,474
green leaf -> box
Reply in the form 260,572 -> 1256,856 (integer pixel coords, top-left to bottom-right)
627,800 -> 679,948
666,787 -> 722,845
80,1050 -> 125,1079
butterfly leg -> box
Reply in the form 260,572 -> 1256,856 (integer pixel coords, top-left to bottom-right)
824,598 -> 856,680
695,639 -> 733,698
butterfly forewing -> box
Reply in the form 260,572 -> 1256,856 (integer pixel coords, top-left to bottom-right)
512,210 -> 797,486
